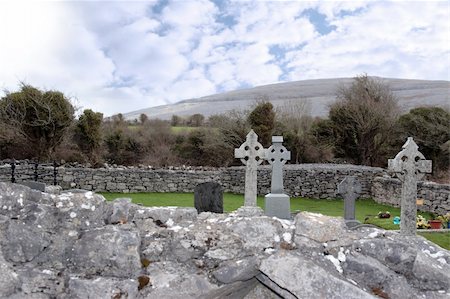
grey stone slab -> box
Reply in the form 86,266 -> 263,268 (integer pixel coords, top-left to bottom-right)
388,137 -> 432,235
18,181 -> 46,192
194,182 -> 223,213
235,130 -> 266,207
264,193 -> 290,219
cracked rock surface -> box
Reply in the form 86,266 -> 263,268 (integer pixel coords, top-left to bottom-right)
0,182 -> 449,299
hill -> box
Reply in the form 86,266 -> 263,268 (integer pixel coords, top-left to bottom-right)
124,77 -> 450,120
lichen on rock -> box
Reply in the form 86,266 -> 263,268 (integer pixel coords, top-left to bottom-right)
0,182 -> 449,299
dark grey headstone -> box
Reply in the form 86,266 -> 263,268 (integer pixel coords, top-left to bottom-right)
194,182 -> 223,214
18,181 -> 46,192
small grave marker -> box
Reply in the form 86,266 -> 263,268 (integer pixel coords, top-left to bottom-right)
388,137 -> 432,235
234,130 -> 265,216
337,176 -> 362,228
18,181 -> 46,192
194,182 -> 223,214
265,136 -> 291,219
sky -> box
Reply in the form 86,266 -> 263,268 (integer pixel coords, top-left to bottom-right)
0,0 -> 449,117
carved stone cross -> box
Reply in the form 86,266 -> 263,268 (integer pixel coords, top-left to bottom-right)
265,136 -> 291,219
234,130 -> 266,207
388,137 -> 432,235
267,136 -> 291,194
337,176 -> 362,227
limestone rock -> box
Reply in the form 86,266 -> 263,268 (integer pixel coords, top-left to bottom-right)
68,225 -> 141,278
1,221 -> 51,263
259,251 -> 377,299
133,206 -> 197,225
0,183 -> 449,299
141,261 -> 218,298
213,256 -> 260,284
229,216 -> 285,250
68,277 -> 138,299
109,197 -> 133,224
0,252 -> 20,298
54,191 -> 107,230
294,212 -> 348,243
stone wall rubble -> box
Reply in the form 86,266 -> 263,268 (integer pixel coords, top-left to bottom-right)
0,183 -> 449,299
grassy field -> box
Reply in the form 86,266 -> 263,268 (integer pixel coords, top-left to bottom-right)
170,126 -> 200,134
100,192 -> 449,250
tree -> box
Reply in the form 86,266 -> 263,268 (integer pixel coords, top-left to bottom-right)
328,75 -> 399,166
139,113 -> 148,124
188,114 -> 205,127
248,101 -> 275,147
397,107 -> 450,173
0,84 -> 75,160
171,115 -> 182,126
73,109 -> 103,163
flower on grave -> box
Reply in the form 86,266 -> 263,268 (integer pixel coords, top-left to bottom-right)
416,215 -> 430,229
436,213 -> 450,224
377,211 -> 391,219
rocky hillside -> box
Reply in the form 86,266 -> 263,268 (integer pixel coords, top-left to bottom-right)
124,77 -> 450,120
0,182 -> 449,298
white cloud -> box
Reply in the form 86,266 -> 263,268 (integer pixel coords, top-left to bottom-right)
285,1 -> 450,80
0,0 -> 448,117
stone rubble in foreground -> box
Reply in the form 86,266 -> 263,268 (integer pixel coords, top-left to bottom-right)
0,182 -> 449,299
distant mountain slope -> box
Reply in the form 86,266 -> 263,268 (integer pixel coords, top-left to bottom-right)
124,77 -> 450,120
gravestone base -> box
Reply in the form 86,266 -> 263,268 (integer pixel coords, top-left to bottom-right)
264,193 -> 291,219
236,206 -> 264,217
345,219 -> 361,228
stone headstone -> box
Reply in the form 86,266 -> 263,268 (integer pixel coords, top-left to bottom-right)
388,137 -> 432,235
337,176 -> 362,228
264,136 -> 291,219
234,130 -> 265,216
18,181 -> 46,192
194,182 -> 223,214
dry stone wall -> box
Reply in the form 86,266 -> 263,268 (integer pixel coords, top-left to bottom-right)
372,176 -> 450,215
0,163 -> 385,198
1,162 -> 448,214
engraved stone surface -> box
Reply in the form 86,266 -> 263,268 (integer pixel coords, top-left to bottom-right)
194,182 -> 223,214
388,137 -> 432,235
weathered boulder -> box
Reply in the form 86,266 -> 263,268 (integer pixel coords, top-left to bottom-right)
68,225 -> 141,278
259,251 -> 377,299
0,251 -> 20,298
140,261 -> 218,298
109,197 -> 134,224
54,190 -> 108,230
294,212 -> 348,243
1,221 -> 51,263
213,256 -> 260,284
68,277 -> 138,299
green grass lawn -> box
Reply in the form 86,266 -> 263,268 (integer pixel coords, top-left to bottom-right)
170,126 -> 200,134
100,192 -> 449,250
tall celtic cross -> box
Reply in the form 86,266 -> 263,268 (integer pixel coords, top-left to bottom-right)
234,130 -> 266,207
337,176 -> 362,226
267,136 -> 290,194
388,137 -> 432,235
